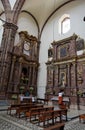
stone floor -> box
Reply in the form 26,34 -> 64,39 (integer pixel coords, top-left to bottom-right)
0,105 -> 85,130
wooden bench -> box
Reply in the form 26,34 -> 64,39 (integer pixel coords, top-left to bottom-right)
43,123 -> 65,130
38,110 -> 54,126
79,114 -> 85,122
38,109 -> 67,127
16,104 -> 43,118
26,106 -> 43,121
7,103 -> 35,115
60,108 -> 68,121
26,106 -> 54,122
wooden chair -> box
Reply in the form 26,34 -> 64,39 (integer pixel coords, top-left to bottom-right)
79,114 -> 85,123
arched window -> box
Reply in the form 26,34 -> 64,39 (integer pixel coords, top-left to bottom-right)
61,17 -> 70,34
59,14 -> 70,34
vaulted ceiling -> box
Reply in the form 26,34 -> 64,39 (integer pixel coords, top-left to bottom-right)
0,0 -> 76,24
22,0 -> 68,23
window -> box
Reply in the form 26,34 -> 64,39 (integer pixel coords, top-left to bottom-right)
59,14 -> 70,34
61,17 -> 70,34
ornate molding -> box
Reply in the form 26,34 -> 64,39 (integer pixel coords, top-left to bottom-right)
3,22 -> 18,31
51,33 -> 77,46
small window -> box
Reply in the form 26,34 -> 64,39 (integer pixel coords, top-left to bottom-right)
59,14 -> 70,34
61,17 -> 70,34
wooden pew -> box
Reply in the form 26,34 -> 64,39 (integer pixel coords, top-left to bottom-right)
43,123 -> 65,130
7,104 -> 27,115
38,110 -> 54,126
26,106 -> 54,122
7,103 -> 35,115
38,109 -> 67,127
53,109 -> 68,122
16,104 -> 43,118
26,106 -> 43,121
60,108 -> 68,121
7,102 -> 41,115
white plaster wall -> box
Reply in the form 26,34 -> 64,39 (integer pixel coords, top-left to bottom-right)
37,21 -> 54,98
14,12 -> 38,45
37,0 -> 85,98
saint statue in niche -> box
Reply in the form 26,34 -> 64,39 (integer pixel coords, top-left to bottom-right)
60,72 -> 66,87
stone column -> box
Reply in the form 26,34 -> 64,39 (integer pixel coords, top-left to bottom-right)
19,57 -> 23,82
8,56 -> 16,91
32,65 -> 36,85
0,22 -> 18,91
57,65 -> 59,86
67,63 -> 71,87
37,40 -> 41,61
9,56 -> 16,82
73,61 -> 80,110
73,62 -> 77,87
29,66 -> 32,86
53,43 -> 57,61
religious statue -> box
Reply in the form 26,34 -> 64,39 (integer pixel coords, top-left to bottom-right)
60,72 -> 66,87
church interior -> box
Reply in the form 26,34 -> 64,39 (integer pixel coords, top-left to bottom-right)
0,0 -> 85,130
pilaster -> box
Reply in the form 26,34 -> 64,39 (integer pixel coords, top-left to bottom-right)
0,22 -> 18,91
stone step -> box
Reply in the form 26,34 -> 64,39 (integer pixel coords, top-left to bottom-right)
0,100 -> 9,106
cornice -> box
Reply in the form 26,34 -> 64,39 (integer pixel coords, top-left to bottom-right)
51,34 -> 77,46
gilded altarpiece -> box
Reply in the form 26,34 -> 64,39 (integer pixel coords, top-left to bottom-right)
7,31 -> 39,98
46,34 -> 85,106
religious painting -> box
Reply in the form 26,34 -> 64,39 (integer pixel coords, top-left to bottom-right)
60,45 -> 67,58
76,38 -> 84,51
